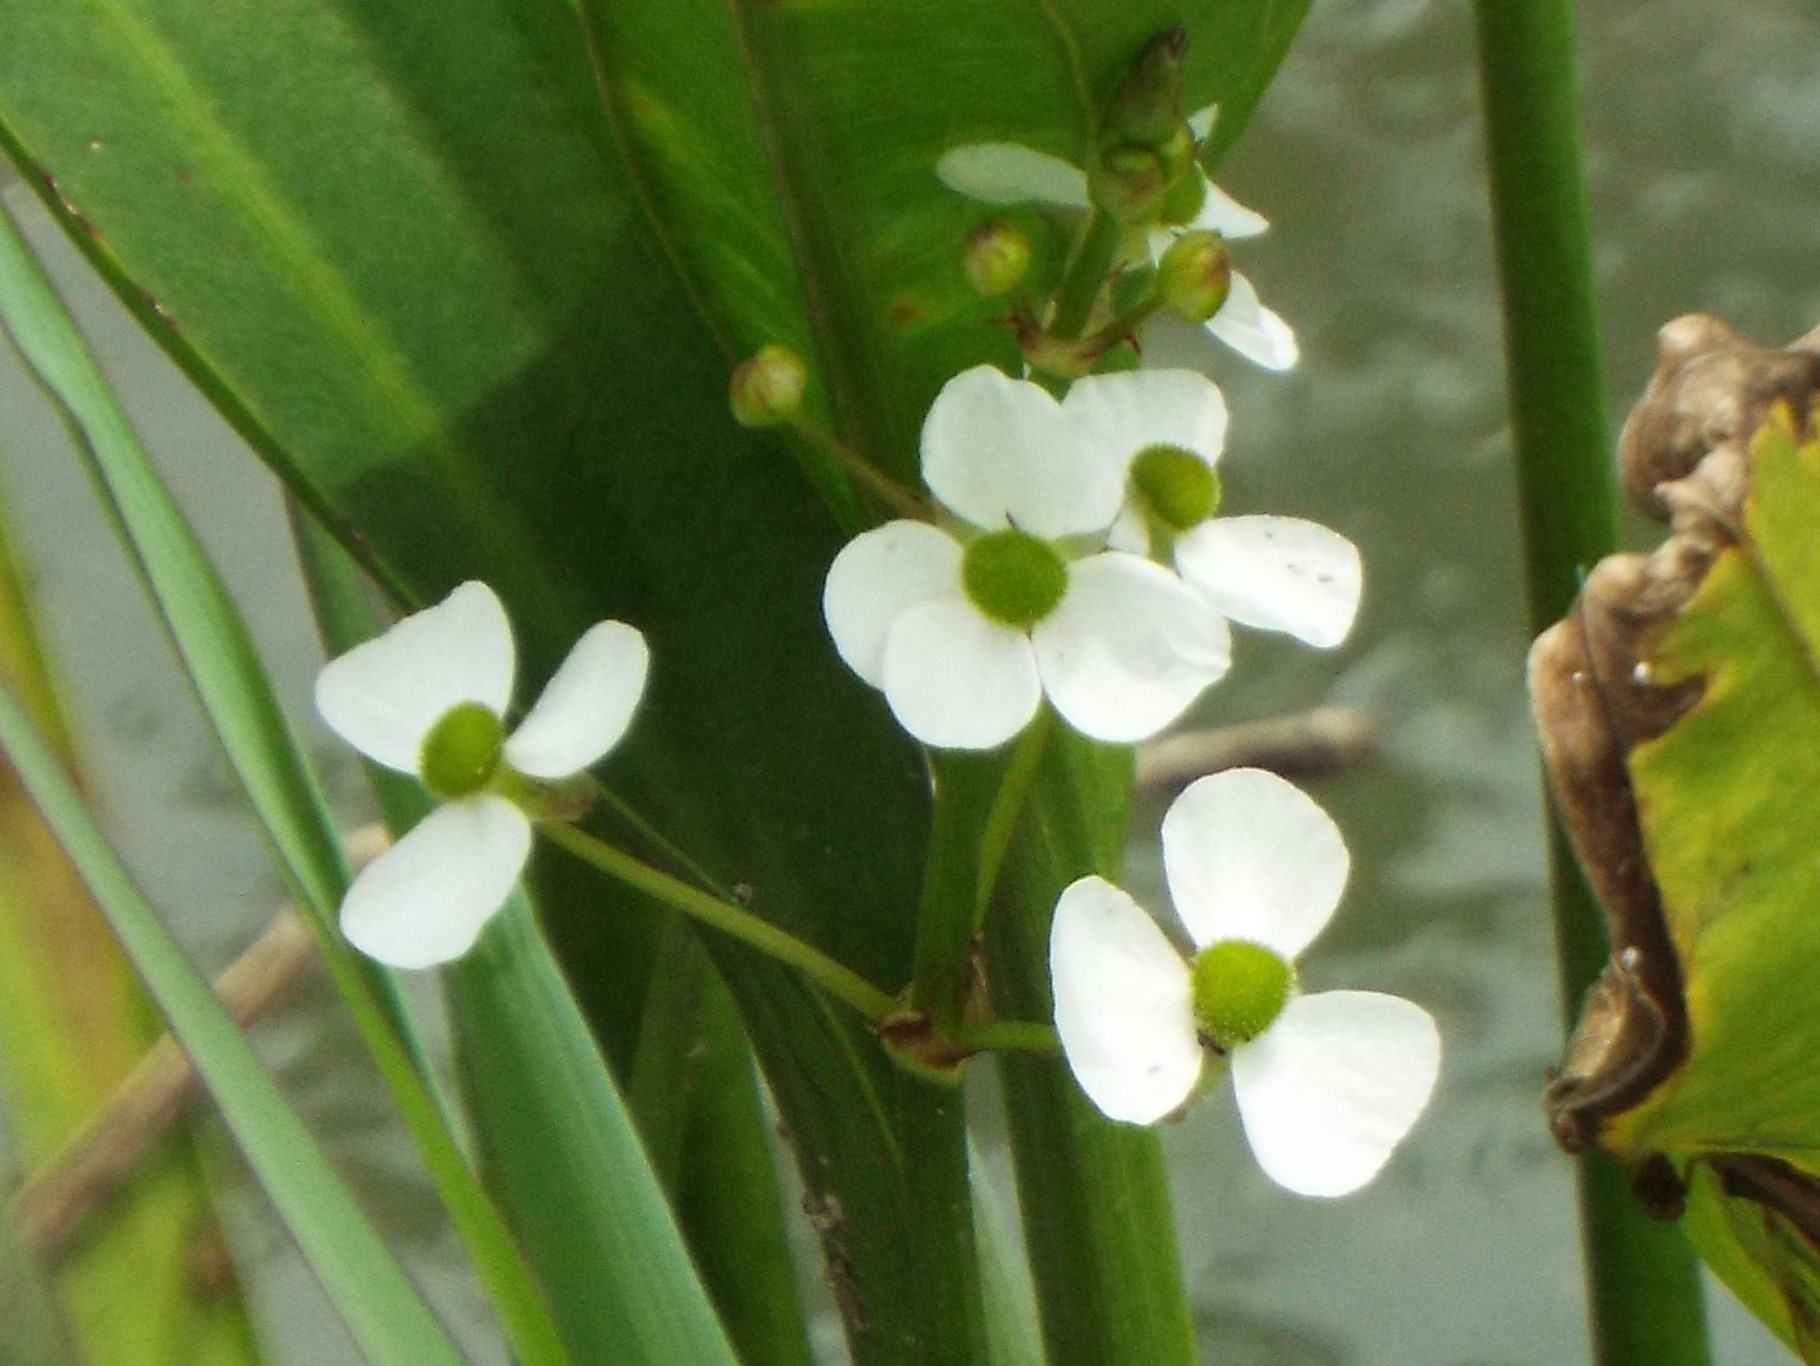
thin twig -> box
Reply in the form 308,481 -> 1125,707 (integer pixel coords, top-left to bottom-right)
1133,706 -> 1379,794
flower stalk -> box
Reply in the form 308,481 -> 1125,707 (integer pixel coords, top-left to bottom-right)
540,822 -> 900,1023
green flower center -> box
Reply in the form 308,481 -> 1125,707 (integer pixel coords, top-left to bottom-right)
961,529 -> 1068,627
1130,444 -> 1220,531
419,701 -> 505,799
1190,939 -> 1292,1051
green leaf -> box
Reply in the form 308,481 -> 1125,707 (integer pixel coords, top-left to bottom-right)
0,681 -> 464,1366
0,466 -> 260,1366
1534,410 -> 1820,1357
449,899 -> 741,1366
0,202 -> 568,1366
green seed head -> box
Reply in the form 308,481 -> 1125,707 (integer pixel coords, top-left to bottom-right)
1190,939 -> 1292,1051
961,529 -> 1068,627
419,701 -> 505,800
1130,444 -> 1220,531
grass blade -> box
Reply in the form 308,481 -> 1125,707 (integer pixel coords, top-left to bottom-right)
0,200 -> 569,1366
0,679 -> 463,1365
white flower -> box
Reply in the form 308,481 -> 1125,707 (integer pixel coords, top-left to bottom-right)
1071,369 -> 1362,648
1049,767 -> 1440,1196
823,366 -> 1230,750
315,581 -> 648,968
934,109 -> 1297,372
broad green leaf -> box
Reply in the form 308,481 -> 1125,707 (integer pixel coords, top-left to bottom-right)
0,681 -> 464,1366
449,900 -> 741,1366
0,468 -> 259,1366
1534,408 -> 1820,1356
0,0 -> 1309,1357
0,203 -> 568,1366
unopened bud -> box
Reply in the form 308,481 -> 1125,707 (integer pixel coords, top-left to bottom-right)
1101,28 -> 1189,152
1089,29 -> 1199,222
1156,231 -> 1231,323
730,344 -> 807,427
963,220 -> 1032,297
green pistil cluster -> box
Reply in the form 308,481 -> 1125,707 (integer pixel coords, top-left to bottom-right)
1130,444 -> 1220,532
962,529 -> 1068,627
1190,939 -> 1292,1051
419,701 -> 505,800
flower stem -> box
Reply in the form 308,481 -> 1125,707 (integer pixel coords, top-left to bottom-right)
1474,3 -> 1711,1363
1048,210 -> 1124,340
789,413 -> 929,520
952,1020 -> 1058,1055
541,822 -> 899,1022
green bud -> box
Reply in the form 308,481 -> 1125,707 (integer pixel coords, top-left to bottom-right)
961,529 -> 1068,627
1155,231 -> 1231,323
963,220 -> 1032,297
1130,443 -> 1220,530
1191,939 -> 1292,1051
730,344 -> 808,427
1100,27 -> 1189,153
1158,167 -> 1207,227
420,701 -> 504,800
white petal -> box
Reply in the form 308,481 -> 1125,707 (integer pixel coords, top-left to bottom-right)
1032,553 -> 1230,743
1175,516 -> 1363,648
1230,992 -> 1441,1197
880,597 -> 1040,750
823,522 -> 964,687
1050,876 -> 1203,1124
1205,272 -> 1299,371
1161,767 -> 1349,955
503,621 -> 649,779
1187,103 -> 1219,144
339,796 -> 531,969
1105,503 -> 1150,556
935,143 -> 1091,209
1189,177 -> 1270,240
921,366 -> 1126,539
1062,368 -> 1229,471
315,581 -> 516,773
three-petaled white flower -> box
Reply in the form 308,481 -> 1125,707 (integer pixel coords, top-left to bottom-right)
935,107 -> 1298,372
1090,369 -> 1363,649
1049,767 -> 1440,1197
316,581 -> 648,969
823,365 -> 1230,750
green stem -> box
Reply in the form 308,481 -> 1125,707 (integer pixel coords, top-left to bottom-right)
952,1021 -> 1058,1055
790,414 -> 929,520
1473,4 -> 1711,1363
974,712 -> 1053,925
1048,211 -> 1124,340
541,822 -> 898,1021
911,717 -> 1051,1033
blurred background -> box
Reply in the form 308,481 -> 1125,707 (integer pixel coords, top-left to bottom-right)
3,0 -> 1816,1360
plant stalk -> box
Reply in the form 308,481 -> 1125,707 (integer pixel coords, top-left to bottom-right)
1473,3 -> 1711,1361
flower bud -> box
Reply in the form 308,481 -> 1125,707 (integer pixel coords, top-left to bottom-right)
1089,28 -> 1199,222
1100,27 -> 1189,155
963,219 -> 1032,297
730,344 -> 808,427
1156,231 -> 1231,323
